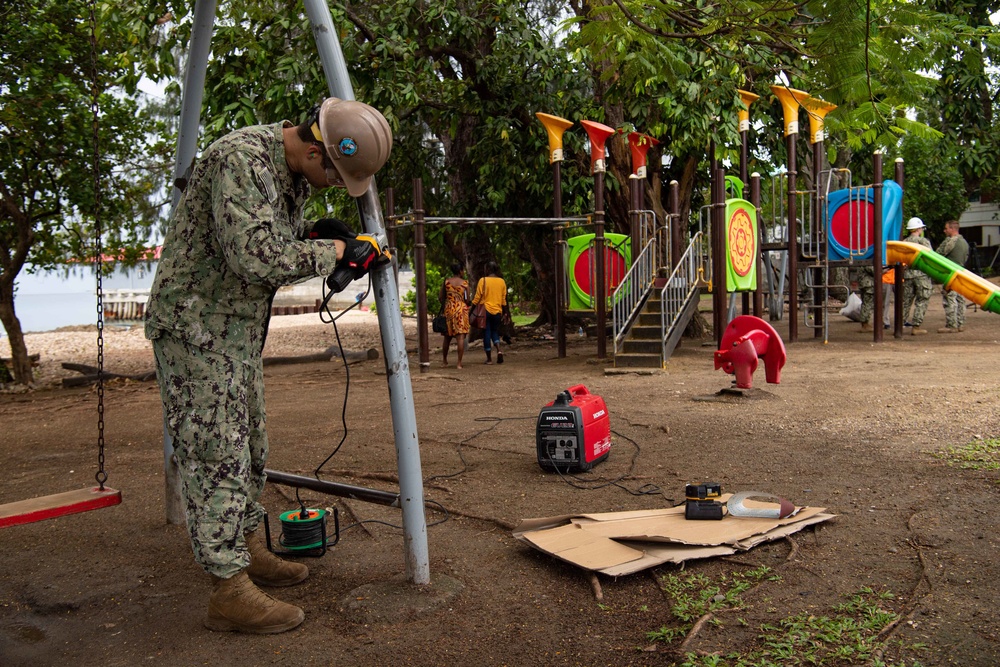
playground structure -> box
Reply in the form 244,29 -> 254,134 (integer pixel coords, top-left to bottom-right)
401,82 -> 935,370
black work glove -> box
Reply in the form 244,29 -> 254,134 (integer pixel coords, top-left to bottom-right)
308,217 -> 356,240
324,236 -> 380,292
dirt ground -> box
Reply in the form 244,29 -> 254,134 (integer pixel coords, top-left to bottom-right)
1,292 -> 999,667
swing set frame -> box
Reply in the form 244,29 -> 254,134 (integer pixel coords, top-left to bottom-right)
0,0 -> 122,529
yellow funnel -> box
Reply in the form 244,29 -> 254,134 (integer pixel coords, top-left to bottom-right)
802,95 -> 837,144
737,90 -> 759,133
770,85 -> 809,137
535,112 -> 574,164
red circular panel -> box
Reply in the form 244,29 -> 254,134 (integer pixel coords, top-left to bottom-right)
830,201 -> 874,252
573,247 -> 629,295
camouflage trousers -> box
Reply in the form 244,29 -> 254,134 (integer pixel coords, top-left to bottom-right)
902,273 -> 932,326
942,289 -> 966,329
857,272 -> 876,325
152,332 -> 267,579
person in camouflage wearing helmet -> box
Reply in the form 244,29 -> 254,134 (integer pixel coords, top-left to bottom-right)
901,217 -> 933,335
936,219 -> 970,333
145,98 -> 391,634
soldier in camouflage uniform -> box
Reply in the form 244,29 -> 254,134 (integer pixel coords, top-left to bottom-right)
856,266 -> 876,331
936,220 -> 970,333
145,98 -> 391,634
901,218 -> 932,335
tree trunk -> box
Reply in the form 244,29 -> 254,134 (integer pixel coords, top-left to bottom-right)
0,279 -> 34,385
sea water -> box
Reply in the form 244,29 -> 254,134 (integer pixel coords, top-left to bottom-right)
4,263 -> 156,335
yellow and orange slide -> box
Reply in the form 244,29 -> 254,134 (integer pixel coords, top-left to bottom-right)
886,241 -> 1000,314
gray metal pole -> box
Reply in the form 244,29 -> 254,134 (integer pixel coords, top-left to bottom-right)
169,0 -> 217,210
163,0 -> 218,525
304,0 -> 430,585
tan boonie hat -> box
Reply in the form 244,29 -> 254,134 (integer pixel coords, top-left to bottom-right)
311,97 -> 392,197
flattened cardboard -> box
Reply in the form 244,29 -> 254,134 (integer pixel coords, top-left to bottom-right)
513,498 -> 836,575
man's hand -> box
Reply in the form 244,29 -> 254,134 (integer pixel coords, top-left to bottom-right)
341,236 -> 380,277
308,217 -> 356,240
325,236 -> 381,292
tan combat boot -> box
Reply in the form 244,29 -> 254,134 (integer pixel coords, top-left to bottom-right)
204,571 -> 305,634
859,321 -> 872,332
937,326 -> 959,334
911,327 -> 928,335
245,530 -> 309,587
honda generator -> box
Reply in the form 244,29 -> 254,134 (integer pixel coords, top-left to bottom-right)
536,385 -> 611,472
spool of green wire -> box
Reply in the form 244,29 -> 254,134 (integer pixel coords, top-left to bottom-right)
278,508 -> 327,551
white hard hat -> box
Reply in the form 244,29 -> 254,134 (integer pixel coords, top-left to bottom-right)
906,217 -> 925,231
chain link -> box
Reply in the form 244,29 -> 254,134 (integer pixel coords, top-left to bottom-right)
90,0 -> 107,489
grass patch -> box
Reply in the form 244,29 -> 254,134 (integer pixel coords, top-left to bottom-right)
646,566 -> 778,644
934,437 -> 1000,471
646,576 -> 923,667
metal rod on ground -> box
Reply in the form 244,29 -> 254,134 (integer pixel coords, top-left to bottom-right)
304,0 -> 430,585
265,469 -> 400,507
163,0 -> 217,526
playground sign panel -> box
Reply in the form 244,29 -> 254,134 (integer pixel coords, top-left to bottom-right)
725,199 -> 758,291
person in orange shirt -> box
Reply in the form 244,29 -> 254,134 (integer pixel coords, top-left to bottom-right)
471,261 -> 511,364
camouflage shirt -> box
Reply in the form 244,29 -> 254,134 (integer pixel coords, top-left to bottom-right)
936,233 -> 969,267
144,123 -> 339,358
902,233 -> 932,279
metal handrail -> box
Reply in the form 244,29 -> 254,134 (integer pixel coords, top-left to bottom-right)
611,234 -> 658,354
660,232 -> 709,361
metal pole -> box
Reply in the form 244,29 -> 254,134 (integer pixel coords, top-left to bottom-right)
669,181 -> 681,271
305,0 -> 430,585
812,134 -> 824,338
751,173 -> 763,317
893,159 -> 905,339
163,0 -> 218,526
712,167 -> 727,347
872,152 -> 884,344
594,172 -> 607,359
787,133 -> 799,342
386,186 -> 398,283
553,163 -> 566,358
414,179 -> 429,372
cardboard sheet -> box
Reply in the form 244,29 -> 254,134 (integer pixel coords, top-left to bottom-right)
513,498 -> 836,575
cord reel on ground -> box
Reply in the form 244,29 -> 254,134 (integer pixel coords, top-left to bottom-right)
263,505 -> 340,558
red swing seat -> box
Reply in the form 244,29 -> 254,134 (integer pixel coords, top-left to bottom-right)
0,486 -> 122,529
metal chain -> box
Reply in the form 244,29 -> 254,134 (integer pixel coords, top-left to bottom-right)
89,0 -> 107,489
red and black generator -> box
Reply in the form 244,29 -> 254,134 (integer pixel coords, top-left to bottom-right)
536,385 -> 611,472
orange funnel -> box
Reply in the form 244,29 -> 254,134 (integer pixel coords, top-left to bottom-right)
535,112 -> 574,164
580,120 -> 615,174
627,132 -> 659,178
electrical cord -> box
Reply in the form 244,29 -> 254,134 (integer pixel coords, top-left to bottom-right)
312,274 -> 372,475
432,414 -> 667,500
426,416 -> 537,483
542,427 -> 666,499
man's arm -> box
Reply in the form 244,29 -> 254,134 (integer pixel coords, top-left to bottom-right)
210,151 -> 340,286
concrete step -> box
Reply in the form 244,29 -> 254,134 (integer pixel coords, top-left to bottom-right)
614,353 -> 662,368
629,325 -> 661,340
622,338 -> 661,354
